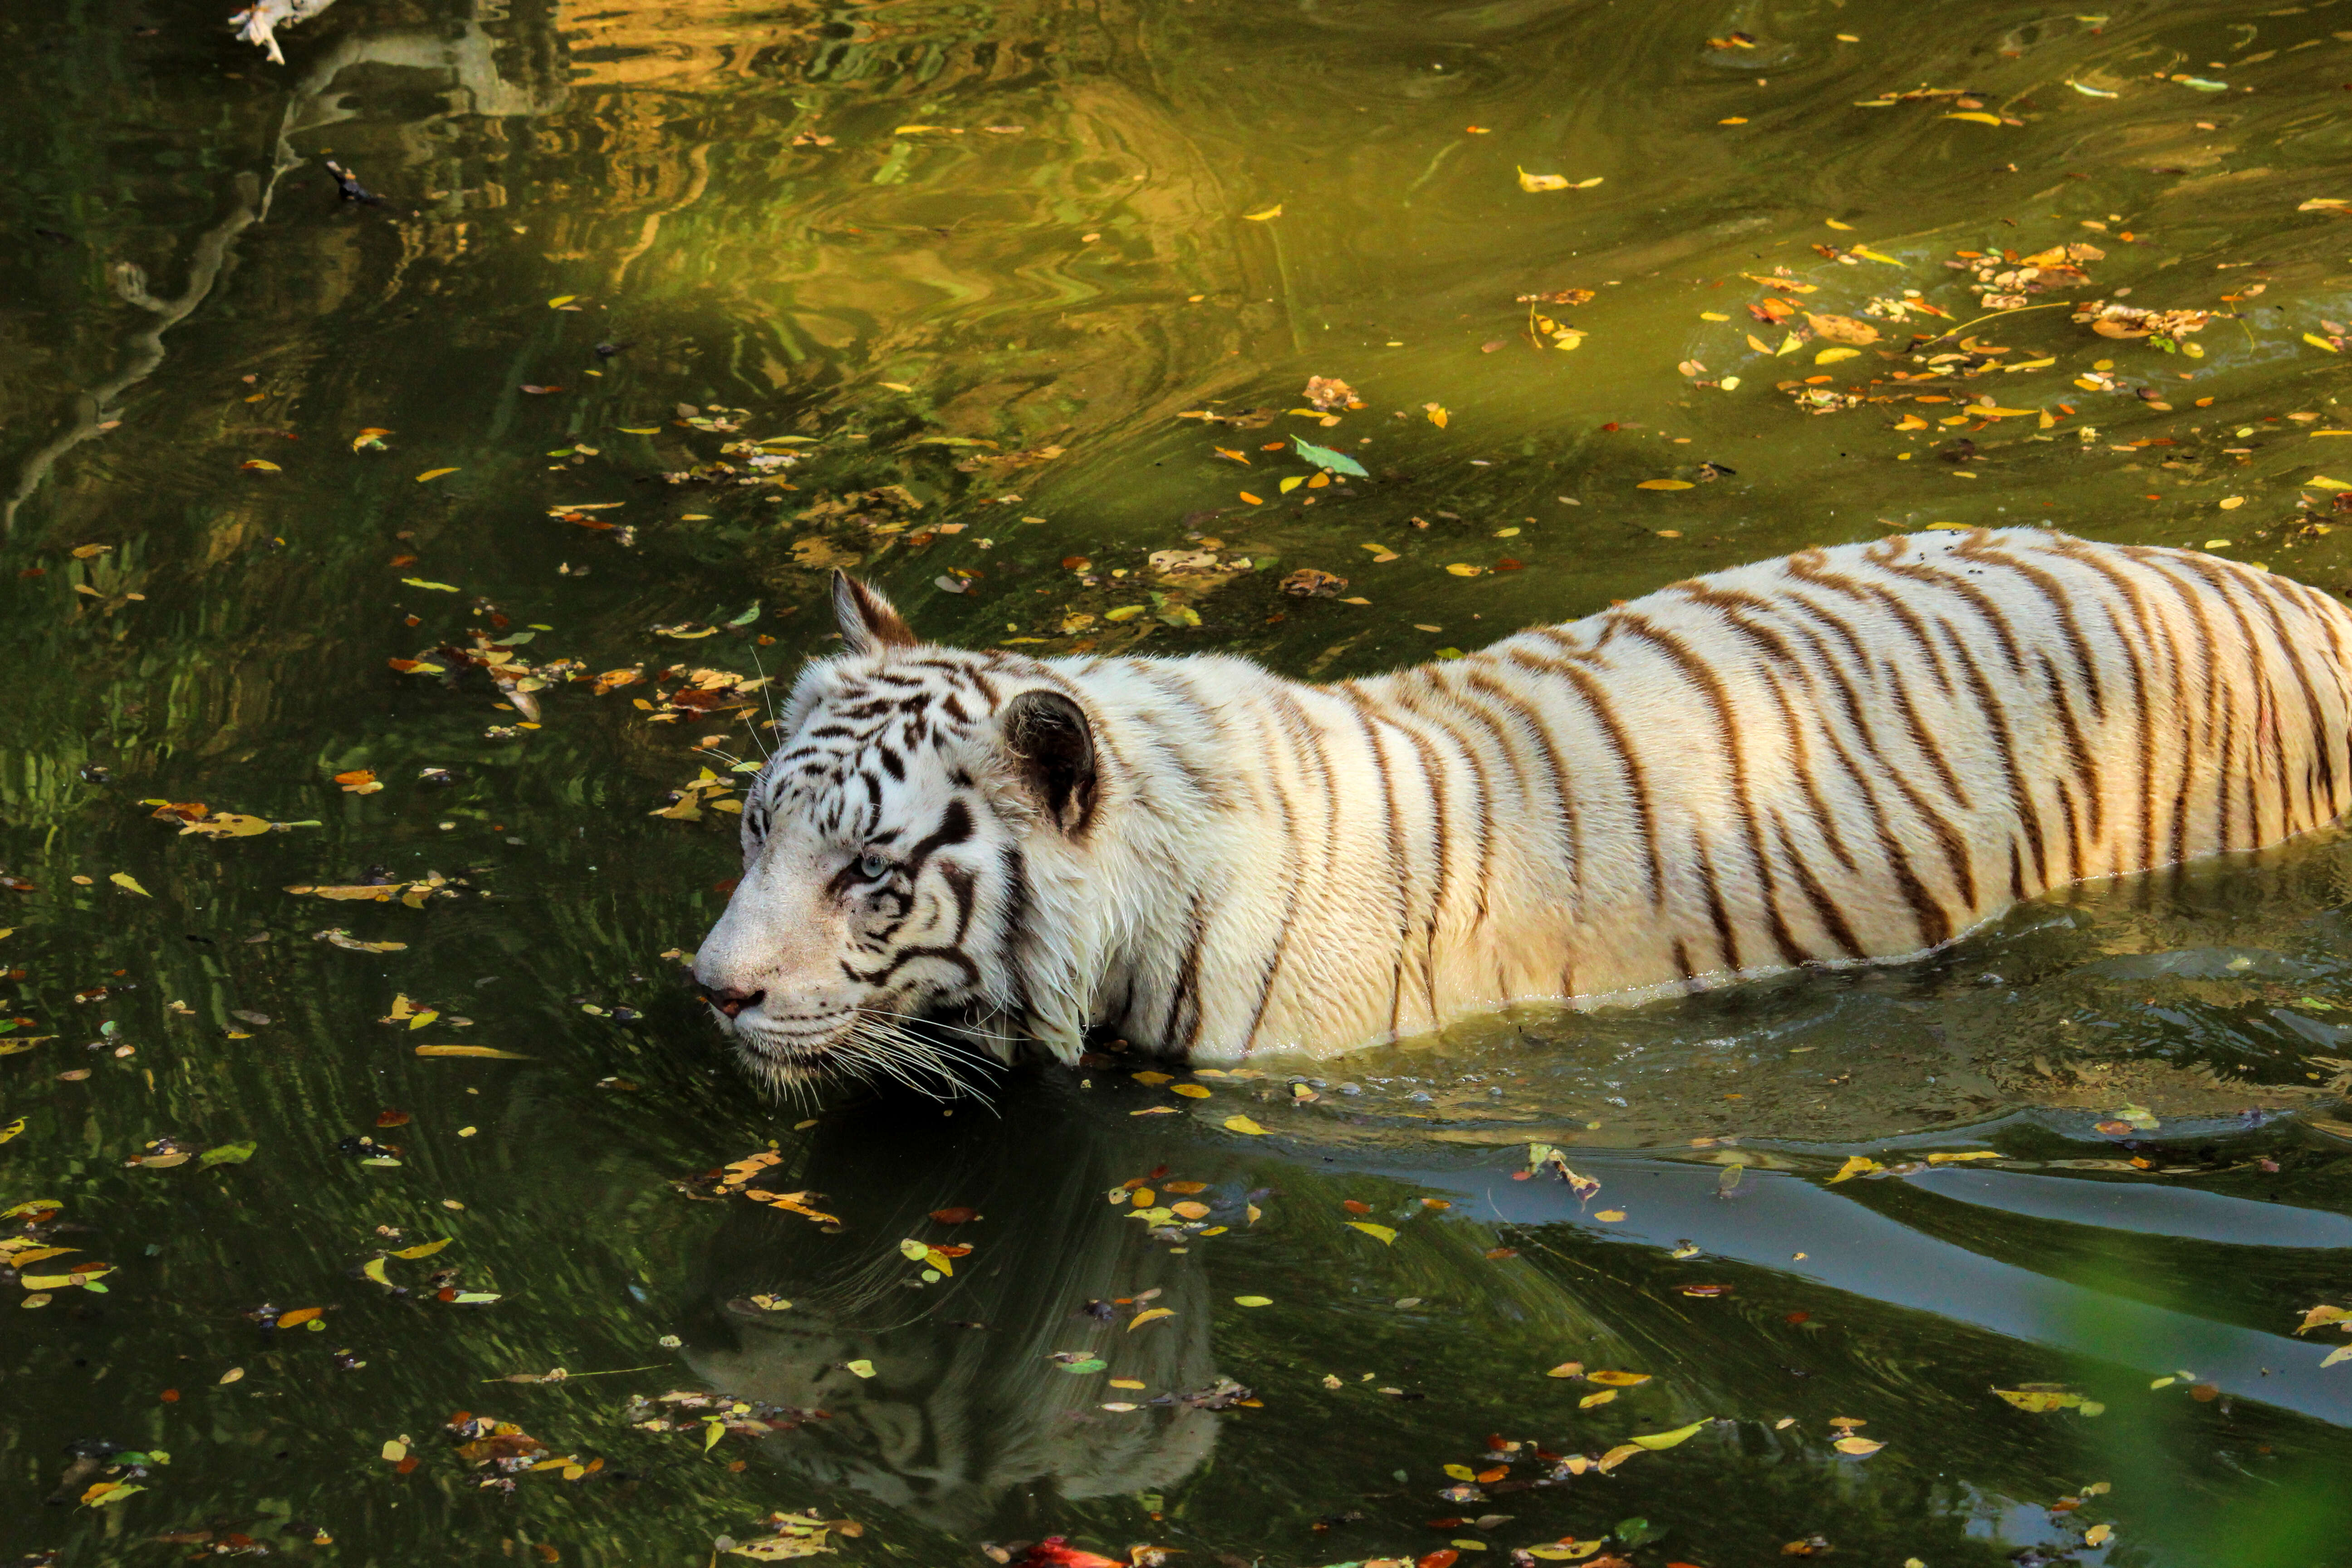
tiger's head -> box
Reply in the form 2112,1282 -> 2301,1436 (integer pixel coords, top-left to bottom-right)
692,573 -> 1102,1096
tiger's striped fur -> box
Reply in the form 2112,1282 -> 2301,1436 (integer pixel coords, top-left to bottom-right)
694,528 -> 2352,1086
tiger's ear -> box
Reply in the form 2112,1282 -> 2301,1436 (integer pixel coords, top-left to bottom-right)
832,571 -> 918,655
1002,689 -> 1098,834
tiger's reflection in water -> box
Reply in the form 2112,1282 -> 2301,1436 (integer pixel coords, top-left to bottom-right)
679,1087 -> 1227,1534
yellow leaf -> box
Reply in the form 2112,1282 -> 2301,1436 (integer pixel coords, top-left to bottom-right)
1171,1083 -> 1211,1098
1102,605 -> 1147,622
1825,218 -> 1854,230
1589,1370 -> 1652,1386
1444,1464 -> 1477,1481
1852,246 -> 1902,265
1545,1362 -> 1585,1378
1518,169 -> 1571,192
362,1257 -> 392,1286
2085,1525 -> 2113,1548
415,1044 -> 532,1059
380,1438 -> 408,1463
1128,1306 -> 1176,1330
1636,479 -> 1693,490
1223,1115 -> 1269,1135
1746,333 -> 1772,353
844,1358 -> 876,1378
1926,1151 -> 2000,1163
547,295 -> 576,307
1426,405 -> 1449,428
1580,1390 -> 1617,1408
1279,476 -> 1304,494
893,124 -> 952,133
1597,1444 -> 1643,1471
391,1238 -> 451,1260
1834,1436 -> 1886,1456
1526,1544 -> 1606,1562
1815,347 -> 1860,364
0,1118 -> 24,1145
1700,311 -> 1730,321
1242,204 -> 1283,221
415,468 -> 458,483
240,459 -> 282,472
1829,1155 -> 1882,1183
1631,1419 -> 1710,1450
1445,563 -> 1483,577
2219,496 -> 2245,510
1992,1387 -> 2083,1412
1233,1294 -> 1273,1306
1943,111 -> 2005,124
1238,491 -> 1262,505
108,872 -> 150,897
2305,475 -> 2352,490
1347,1222 -> 1398,1245
2305,333 -> 2341,353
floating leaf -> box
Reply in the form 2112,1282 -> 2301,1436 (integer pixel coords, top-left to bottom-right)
199,1142 -> 256,1167
1590,1370 -> 1652,1387
414,468 -> 459,483
1580,1390 -> 1617,1408
1223,1115 -> 1269,1135
1829,1155 -> 1882,1183
1128,1306 -> 1176,1331
1347,1222 -> 1398,1245
1992,1387 -> 2089,1412
108,872 -> 150,897
1242,204 -> 1283,221
1636,479 -> 1693,490
1943,111 -> 2005,124
415,1044 -> 532,1059
1292,436 -> 1369,477
401,578 -> 460,592
1631,1419 -> 1710,1450
392,1238 -> 451,1260
1833,1436 -> 1886,1456
1234,1294 -> 1274,1307
1815,347 -> 1860,364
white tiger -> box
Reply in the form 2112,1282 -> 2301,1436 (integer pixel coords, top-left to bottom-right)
693,528 -> 2352,1089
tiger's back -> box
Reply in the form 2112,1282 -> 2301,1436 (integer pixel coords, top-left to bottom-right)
698,529 -> 2352,1078
1263,527 -> 2352,1045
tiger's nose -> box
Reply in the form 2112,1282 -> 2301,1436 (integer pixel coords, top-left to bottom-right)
700,984 -> 765,1019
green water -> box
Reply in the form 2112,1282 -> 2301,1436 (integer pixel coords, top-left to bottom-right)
10,0 -> 2352,1562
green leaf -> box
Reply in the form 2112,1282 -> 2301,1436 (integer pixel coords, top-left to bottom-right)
199,1141 -> 257,1167
726,602 -> 763,627
1291,436 -> 1369,478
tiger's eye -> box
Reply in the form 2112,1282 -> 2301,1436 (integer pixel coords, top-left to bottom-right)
859,851 -> 890,879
